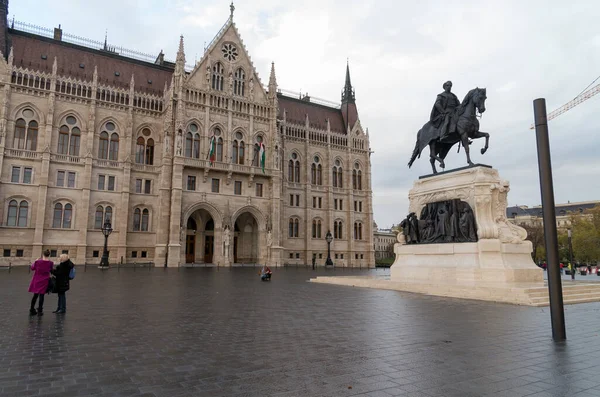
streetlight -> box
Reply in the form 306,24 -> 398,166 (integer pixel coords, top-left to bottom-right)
568,228 -> 574,280
100,217 -> 113,269
325,230 -> 333,266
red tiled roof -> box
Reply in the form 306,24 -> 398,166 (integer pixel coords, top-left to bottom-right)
277,94 -> 348,134
9,30 -> 172,95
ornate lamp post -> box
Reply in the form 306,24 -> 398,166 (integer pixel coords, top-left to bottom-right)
325,230 -> 333,267
99,217 -> 113,269
568,228 -> 574,280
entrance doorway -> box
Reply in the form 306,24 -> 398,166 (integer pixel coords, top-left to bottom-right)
204,236 -> 214,263
185,235 -> 195,263
233,212 -> 259,264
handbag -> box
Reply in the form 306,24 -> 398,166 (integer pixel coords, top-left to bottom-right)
46,276 -> 56,294
69,266 -> 76,280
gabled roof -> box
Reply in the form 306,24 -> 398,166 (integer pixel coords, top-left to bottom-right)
278,94 -> 347,133
9,29 -> 172,95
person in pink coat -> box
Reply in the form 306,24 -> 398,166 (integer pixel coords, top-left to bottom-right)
28,249 -> 53,316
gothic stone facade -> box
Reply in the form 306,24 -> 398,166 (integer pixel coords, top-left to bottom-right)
0,11 -> 375,267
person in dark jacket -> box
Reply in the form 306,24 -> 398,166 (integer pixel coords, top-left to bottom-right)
51,254 -> 74,314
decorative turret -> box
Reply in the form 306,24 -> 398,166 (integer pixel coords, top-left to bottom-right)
341,61 -> 355,104
175,35 -> 185,77
268,61 -> 277,97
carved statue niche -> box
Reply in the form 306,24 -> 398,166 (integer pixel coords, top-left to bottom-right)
401,199 -> 477,244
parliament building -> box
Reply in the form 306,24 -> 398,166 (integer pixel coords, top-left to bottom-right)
0,4 -> 375,267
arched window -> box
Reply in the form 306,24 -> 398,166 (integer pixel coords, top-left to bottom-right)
141,209 -> 149,231
333,159 -> 343,188
353,162 -> 362,190
145,138 -> 154,165
109,133 -> 119,161
99,122 -> 117,160
98,132 -> 109,159
185,132 -> 193,158
295,161 -> 300,183
358,170 -> 362,190
212,62 -> 224,91
13,108 -> 39,151
133,208 -> 141,231
288,160 -> 294,181
58,115 -> 80,156
213,127 -> 223,161
52,202 -> 73,229
334,220 -> 343,239
353,222 -> 363,240
352,170 -> 357,190
252,136 -> 264,167
337,220 -> 343,239
311,156 -> 322,185
94,205 -> 112,229
190,124 -> 200,159
288,153 -> 300,183
133,208 -> 150,231
288,218 -> 300,238
135,137 -> 145,164
312,219 -> 322,239
232,131 -> 244,164
234,68 -> 245,96
7,199 -> 18,226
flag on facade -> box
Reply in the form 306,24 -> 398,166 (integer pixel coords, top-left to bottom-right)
259,142 -> 265,174
208,134 -> 216,165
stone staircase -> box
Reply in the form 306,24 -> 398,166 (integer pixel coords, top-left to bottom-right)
524,283 -> 600,306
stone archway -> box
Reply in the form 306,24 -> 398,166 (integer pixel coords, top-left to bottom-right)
182,202 -> 223,265
233,211 -> 260,264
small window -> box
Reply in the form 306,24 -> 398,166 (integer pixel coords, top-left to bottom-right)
355,254 -> 359,259
132,251 -> 138,258
67,172 -> 76,188
290,194 -> 294,206
50,249 -> 57,257
57,171 -> 65,187
3,249 -> 10,257
93,250 -> 99,258
289,253 -> 294,259
23,168 -> 32,184
335,254 -> 339,259
313,197 -> 316,208
359,202 -> 362,212
212,178 -> 220,193
334,199 -> 338,210
340,254 -> 344,259
135,179 -> 142,193
11,166 -> 21,183
16,249 -> 24,257
340,200 -> 343,210
234,181 -> 242,195
318,253 -> 322,259
296,253 -> 300,259
295,195 -> 300,207
256,183 -> 263,197
187,176 -> 196,191
62,250 -> 69,255
108,176 -> 115,191
144,180 -> 151,194
141,251 -> 147,258
98,175 -> 105,190
360,254 -> 364,259
318,197 -> 322,208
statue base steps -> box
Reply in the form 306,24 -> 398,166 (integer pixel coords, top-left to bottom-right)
309,275 -> 600,306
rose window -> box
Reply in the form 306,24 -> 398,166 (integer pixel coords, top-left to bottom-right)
222,43 -> 238,62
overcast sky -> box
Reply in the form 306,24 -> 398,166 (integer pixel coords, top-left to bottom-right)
12,0 -> 600,228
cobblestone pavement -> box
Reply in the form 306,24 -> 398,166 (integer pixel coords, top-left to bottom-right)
1,266 -> 600,397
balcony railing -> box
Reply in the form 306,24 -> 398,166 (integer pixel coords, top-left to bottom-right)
131,163 -> 160,173
51,153 -> 81,164
93,159 -> 121,168
4,148 -> 40,159
183,157 -> 270,176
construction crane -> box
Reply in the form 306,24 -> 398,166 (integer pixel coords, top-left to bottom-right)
529,79 -> 600,129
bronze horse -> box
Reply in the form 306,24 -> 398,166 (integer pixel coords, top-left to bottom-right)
408,88 -> 490,174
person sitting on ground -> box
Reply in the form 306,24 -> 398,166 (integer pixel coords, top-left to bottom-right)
260,265 -> 272,280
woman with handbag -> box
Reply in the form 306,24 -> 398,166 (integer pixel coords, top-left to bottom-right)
51,254 -> 74,314
28,249 -> 54,316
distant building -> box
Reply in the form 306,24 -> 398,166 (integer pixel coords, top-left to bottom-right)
506,201 -> 600,229
373,222 -> 396,261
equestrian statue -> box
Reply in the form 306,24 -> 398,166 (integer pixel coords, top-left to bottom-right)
408,81 -> 490,174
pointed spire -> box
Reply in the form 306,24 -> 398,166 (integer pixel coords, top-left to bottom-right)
230,2 -> 235,20
52,57 -> 57,76
103,30 -> 108,51
129,74 -> 135,92
176,35 -> 185,64
7,46 -> 13,68
341,60 -> 355,104
93,65 -> 98,83
268,62 -> 277,93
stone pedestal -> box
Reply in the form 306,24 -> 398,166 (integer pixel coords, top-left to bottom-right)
391,166 -> 543,285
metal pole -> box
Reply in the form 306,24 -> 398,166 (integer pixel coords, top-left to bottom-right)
533,98 -> 566,341
100,234 -> 110,268
568,229 -> 574,280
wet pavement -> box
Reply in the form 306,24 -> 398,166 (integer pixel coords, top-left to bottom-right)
1,266 -> 600,397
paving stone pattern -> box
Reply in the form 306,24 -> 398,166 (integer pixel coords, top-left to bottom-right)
1,267 -> 600,397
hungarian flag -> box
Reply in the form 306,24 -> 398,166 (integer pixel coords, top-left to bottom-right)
259,142 -> 266,174
208,134 -> 216,165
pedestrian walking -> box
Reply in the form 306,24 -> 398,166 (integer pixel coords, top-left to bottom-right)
28,249 -> 54,316
51,254 -> 74,314
312,255 -> 316,270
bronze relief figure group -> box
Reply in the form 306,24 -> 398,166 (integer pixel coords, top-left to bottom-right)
400,199 -> 477,244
